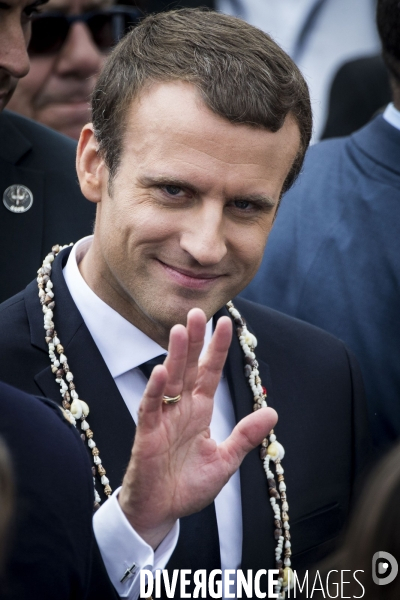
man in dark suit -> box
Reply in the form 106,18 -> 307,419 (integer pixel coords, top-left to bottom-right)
0,9 -> 369,599
0,381 -> 94,599
242,0 -> 400,453
321,54 -> 391,139
0,0 -> 95,303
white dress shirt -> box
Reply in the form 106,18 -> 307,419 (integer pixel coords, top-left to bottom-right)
63,236 -> 243,599
383,102 -> 400,132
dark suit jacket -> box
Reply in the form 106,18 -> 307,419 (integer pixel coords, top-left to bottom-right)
0,381 -> 94,599
0,110 -> 95,303
321,55 -> 391,139
242,115 -> 400,452
0,248 -> 370,598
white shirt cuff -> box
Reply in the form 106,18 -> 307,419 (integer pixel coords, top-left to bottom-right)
93,486 -> 180,599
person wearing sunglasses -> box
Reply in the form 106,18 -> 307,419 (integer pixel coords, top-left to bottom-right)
7,0 -> 140,139
0,0 -> 97,303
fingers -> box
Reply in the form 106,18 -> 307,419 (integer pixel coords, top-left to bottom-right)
163,310 -> 206,395
219,407 -> 278,475
196,316 -> 232,398
138,309 -> 208,430
181,308 -> 207,393
162,324 -> 188,398
137,365 -> 168,430
138,309 -> 232,430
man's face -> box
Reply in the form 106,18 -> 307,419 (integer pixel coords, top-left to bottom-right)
0,0 -> 39,111
80,81 -> 300,342
7,0 -> 108,139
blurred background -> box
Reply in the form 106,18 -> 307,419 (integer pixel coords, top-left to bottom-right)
8,0 -> 390,143
7,0 -> 143,139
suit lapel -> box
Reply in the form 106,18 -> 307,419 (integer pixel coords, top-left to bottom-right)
26,248 -> 135,499
216,305 -> 275,582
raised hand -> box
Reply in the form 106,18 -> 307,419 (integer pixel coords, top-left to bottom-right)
118,308 -> 277,549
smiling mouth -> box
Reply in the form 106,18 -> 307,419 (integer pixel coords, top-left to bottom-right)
157,260 -> 224,289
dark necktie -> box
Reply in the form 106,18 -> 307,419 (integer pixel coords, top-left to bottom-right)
138,354 -> 167,380
137,355 -> 221,594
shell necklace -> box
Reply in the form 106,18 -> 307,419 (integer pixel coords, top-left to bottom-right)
38,245 -> 293,599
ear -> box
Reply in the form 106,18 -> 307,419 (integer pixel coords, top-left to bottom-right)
76,124 -> 106,203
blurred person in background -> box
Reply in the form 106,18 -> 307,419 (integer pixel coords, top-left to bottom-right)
7,0 -> 141,139
312,442 -> 400,598
321,54 -> 391,139
148,0 -> 380,142
0,380 -> 118,599
242,0 -> 400,453
0,0 -> 113,304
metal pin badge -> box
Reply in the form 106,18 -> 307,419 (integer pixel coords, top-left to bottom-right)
3,184 -> 34,213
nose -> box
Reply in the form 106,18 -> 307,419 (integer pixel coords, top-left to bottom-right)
55,21 -> 104,78
0,18 -> 30,79
179,204 -> 228,266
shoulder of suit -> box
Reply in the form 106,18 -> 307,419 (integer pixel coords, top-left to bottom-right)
1,110 -> 78,163
0,290 -> 30,353
0,380 -> 85,445
234,296 -> 347,352
284,132 -> 358,194
0,289 -> 25,315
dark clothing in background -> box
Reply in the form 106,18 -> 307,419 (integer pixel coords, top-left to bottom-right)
321,55 -> 391,139
0,382 -> 92,599
0,247 -> 370,596
242,115 -> 400,451
0,111 -> 95,303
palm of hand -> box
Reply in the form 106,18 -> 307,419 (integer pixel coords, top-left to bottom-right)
119,308 -> 277,548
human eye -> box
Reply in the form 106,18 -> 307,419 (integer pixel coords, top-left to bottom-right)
162,185 -> 185,197
229,199 -> 262,214
233,200 -> 252,210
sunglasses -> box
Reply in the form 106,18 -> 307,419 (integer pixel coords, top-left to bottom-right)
28,5 -> 142,56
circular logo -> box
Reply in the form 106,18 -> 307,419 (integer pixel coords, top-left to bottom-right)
3,184 -> 34,213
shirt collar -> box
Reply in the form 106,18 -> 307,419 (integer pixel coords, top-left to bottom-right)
63,236 -> 213,378
383,102 -> 400,132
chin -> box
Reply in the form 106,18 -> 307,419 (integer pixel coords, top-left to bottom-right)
163,297 -> 226,327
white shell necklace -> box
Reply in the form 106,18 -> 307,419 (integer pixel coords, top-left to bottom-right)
38,246 -> 292,598
38,244 -> 110,509
226,301 -> 293,598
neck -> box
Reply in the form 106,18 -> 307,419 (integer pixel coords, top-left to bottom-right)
79,240 -> 171,349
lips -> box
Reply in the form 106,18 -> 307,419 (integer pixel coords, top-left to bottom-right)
157,259 -> 224,290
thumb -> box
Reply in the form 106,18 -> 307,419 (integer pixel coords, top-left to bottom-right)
219,407 -> 278,474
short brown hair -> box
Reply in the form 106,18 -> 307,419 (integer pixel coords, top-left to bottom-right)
92,8 -> 312,194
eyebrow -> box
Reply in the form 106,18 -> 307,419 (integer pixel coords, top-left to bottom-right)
139,175 -> 277,209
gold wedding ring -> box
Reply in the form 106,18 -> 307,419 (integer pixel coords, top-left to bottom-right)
162,394 -> 181,405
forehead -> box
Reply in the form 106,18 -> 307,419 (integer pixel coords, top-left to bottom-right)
119,81 -> 301,197
43,0 -> 111,12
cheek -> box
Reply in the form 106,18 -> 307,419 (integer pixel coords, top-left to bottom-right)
229,219 -> 273,271
241,240 -> 267,276
100,203 -> 177,256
